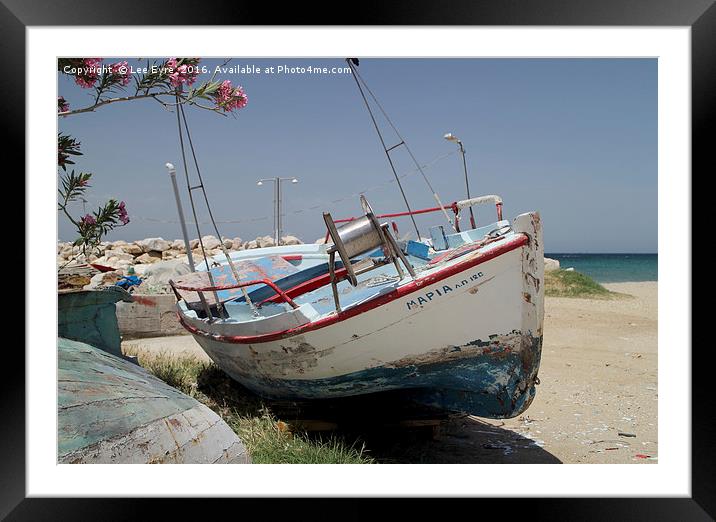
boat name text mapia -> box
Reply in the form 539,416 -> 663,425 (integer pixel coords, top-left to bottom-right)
405,271 -> 485,311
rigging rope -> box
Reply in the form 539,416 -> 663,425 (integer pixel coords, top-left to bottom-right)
346,59 -> 421,239
347,59 -> 457,233
130,149 -> 459,226
175,92 -> 258,316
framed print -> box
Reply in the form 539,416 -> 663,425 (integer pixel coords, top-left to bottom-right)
6,0 -> 711,518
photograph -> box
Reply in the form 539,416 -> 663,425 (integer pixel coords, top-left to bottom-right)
56,56 -> 658,465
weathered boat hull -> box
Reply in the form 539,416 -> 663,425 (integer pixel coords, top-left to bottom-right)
58,337 -> 251,464
183,212 -> 544,418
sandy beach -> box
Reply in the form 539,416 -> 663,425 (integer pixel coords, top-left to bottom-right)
122,281 -> 658,464
453,281 -> 658,464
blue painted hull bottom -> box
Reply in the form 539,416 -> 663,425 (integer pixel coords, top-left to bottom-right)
224,335 -> 542,419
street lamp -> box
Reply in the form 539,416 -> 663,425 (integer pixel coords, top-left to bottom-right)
256,177 -> 299,245
444,133 -> 476,229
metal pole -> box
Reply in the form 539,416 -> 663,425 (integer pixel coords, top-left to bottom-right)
277,178 -> 282,245
165,162 -> 196,271
273,177 -> 279,245
459,142 -> 476,229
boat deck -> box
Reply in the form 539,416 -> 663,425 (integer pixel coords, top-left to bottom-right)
176,219 -> 513,325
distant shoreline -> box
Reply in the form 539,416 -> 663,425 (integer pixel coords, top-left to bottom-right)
546,253 -> 657,284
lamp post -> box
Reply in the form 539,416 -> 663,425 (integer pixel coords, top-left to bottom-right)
444,133 -> 476,229
165,162 -> 196,271
257,177 -> 299,245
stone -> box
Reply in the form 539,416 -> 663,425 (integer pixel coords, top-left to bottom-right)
162,249 -> 182,260
103,248 -> 126,258
112,252 -> 135,263
171,240 -> 186,251
280,235 -> 302,246
189,239 -> 199,249
132,264 -> 151,277
231,237 -> 242,250
123,243 -> 143,255
257,235 -> 275,248
314,236 -> 330,245
201,235 -> 221,250
244,240 -> 259,250
138,237 -> 171,253
141,260 -> 192,292
136,251 -> 163,264
83,270 -> 123,290
544,257 -> 561,272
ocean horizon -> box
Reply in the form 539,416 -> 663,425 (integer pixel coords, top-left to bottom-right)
545,253 -> 657,283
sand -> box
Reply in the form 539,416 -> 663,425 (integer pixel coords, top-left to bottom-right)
432,281 -> 658,464
122,281 -> 658,464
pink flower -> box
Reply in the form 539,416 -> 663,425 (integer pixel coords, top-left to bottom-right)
213,80 -> 248,112
80,214 -> 96,226
58,96 -> 69,112
117,201 -> 130,225
109,61 -> 131,86
73,58 -> 102,88
165,58 -> 199,88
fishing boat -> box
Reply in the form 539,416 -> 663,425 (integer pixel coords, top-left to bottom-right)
171,194 -> 543,418
168,59 -> 543,418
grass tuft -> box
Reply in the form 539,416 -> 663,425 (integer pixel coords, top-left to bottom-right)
135,351 -> 374,464
544,269 -> 630,299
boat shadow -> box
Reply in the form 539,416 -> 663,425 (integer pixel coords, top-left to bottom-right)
196,366 -> 562,464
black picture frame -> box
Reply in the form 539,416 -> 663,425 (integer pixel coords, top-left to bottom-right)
7,0 -> 709,519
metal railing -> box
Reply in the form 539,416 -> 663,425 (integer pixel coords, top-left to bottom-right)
170,278 -> 299,310
323,195 -> 504,242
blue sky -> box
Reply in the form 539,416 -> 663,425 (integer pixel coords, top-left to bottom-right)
58,58 -> 657,253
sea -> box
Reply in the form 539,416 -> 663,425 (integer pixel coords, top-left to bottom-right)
544,254 -> 658,283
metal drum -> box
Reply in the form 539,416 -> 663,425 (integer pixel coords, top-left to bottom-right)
334,215 -> 384,258
323,195 -> 414,310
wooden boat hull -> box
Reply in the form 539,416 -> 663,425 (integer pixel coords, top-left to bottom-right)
182,212 -> 544,419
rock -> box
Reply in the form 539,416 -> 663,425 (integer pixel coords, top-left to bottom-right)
189,239 -> 199,249
91,253 -> 133,270
132,264 -> 151,277
103,248 -> 126,258
171,240 -> 186,251
141,259 -> 192,292
231,237 -> 242,250
83,270 -> 123,290
111,240 -> 129,248
114,252 -> 135,262
201,235 -> 221,250
314,235 -> 330,245
244,240 -> 259,250
544,257 -> 561,272
136,251 -> 163,264
280,235 -> 302,246
222,237 -> 233,249
257,235 -> 275,248
162,249 -> 182,260
138,237 -> 171,253
123,243 -> 143,255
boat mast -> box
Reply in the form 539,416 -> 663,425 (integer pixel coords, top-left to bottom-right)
346,59 -> 457,236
